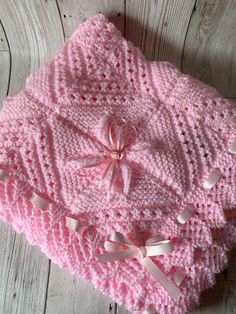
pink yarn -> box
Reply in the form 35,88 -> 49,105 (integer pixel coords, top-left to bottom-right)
0,13 -> 236,313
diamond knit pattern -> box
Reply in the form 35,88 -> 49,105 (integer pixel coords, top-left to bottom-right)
0,14 -> 236,314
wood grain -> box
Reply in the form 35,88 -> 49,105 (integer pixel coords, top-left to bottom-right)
0,0 -> 64,93
0,21 -> 10,106
125,0 -> 196,66
0,22 -> 8,51
0,52 -> 10,106
183,0 -> 236,98
117,305 -> 130,314
57,0 -> 125,39
0,221 -> 49,314
45,263 -> 116,314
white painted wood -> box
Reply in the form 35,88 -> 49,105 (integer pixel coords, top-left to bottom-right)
0,221 -> 49,314
117,306 -> 130,314
0,0 -> 64,93
125,0 -> 196,66
45,263 -> 116,314
0,23 -> 8,51
57,0 -> 125,39
0,52 -> 10,107
183,0 -> 236,98
0,21 -> 10,107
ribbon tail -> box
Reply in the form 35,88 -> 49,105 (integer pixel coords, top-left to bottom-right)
110,231 -> 134,246
116,125 -> 126,151
120,162 -> 132,195
99,161 -> 113,189
140,258 -> 181,300
76,156 -> 105,170
98,248 -> 139,261
108,122 -> 115,147
97,115 -> 113,147
107,161 -> 117,200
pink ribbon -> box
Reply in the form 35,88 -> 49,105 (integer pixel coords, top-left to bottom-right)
98,231 -> 181,299
29,192 -> 49,210
177,206 -> 194,224
68,116 -> 160,200
0,169 -> 10,182
229,139 -> 236,154
142,270 -> 186,314
65,216 -> 85,236
202,168 -> 222,189
172,269 -> 186,286
74,118 -> 134,200
143,304 -> 156,314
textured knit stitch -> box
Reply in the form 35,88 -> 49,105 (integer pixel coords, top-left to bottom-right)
0,14 -> 236,314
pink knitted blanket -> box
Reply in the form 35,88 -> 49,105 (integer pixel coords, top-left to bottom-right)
1,14 -> 236,314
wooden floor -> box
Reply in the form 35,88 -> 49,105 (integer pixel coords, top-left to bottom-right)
0,1 -> 236,313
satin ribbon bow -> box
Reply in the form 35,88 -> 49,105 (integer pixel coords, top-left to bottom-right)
68,115 -> 161,200
98,231 -> 181,299
72,117 -> 136,200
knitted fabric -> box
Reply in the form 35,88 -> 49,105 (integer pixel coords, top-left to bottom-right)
1,13 -> 236,314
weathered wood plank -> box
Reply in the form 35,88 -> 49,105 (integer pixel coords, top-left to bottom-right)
0,52 -> 10,106
57,0 -> 125,39
0,20 -> 10,106
0,0 -> 64,93
183,0 -> 236,98
125,0 -> 196,66
0,21 -> 9,51
0,221 -> 49,314
117,305 -> 130,314
45,263 -> 116,314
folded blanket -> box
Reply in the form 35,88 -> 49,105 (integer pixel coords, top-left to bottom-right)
1,14 -> 236,314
